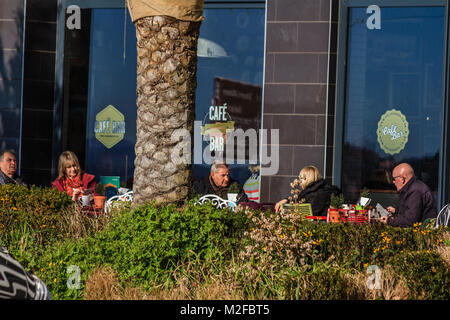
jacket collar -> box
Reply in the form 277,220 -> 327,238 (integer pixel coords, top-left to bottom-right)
399,176 -> 416,194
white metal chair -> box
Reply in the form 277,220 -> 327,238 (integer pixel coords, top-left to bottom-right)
435,203 -> 450,228
105,190 -> 133,213
195,194 -> 236,210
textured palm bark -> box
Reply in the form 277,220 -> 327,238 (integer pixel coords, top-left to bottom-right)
133,16 -> 200,206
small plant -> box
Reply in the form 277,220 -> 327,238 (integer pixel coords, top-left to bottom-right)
228,182 -> 240,194
361,187 -> 370,198
287,176 -> 302,204
95,183 -> 105,196
330,193 -> 344,209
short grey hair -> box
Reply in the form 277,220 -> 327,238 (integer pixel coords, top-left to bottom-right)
211,160 -> 229,174
0,149 -> 16,161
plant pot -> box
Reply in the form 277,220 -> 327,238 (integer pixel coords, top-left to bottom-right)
328,208 -> 341,223
227,193 -> 238,202
94,195 -> 106,210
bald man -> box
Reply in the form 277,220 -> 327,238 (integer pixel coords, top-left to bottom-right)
380,163 -> 437,227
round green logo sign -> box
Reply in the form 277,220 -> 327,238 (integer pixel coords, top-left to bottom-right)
377,109 -> 409,155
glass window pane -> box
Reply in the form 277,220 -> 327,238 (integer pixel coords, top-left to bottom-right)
342,6 -> 445,204
194,8 -> 265,184
84,9 -> 137,188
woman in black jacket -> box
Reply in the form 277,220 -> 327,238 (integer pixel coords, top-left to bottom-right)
275,165 -> 341,216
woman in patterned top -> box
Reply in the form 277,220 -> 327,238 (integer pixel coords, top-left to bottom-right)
51,151 -> 96,201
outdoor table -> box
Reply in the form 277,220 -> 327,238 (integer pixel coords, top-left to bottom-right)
75,198 -> 104,216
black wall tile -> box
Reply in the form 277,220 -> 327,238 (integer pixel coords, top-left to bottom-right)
292,145 -> 325,174
298,23 -> 329,52
264,84 -> 295,114
272,115 -> 316,145
265,53 -> 274,82
267,0 -> 276,22
268,176 -> 296,203
24,21 -> 56,52
20,138 -> 52,169
276,146 -> 293,176
0,79 -> 20,109
0,21 -> 22,50
23,51 -> 55,82
274,53 -> 318,83
295,84 -> 326,114
266,22 -> 298,52
26,0 -> 57,22
0,49 -> 23,80
260,175 -> 271,203
21,110 -> 53,139
276,0 -> 321,22
0,0 -> 24,19
22,80 -> 55,110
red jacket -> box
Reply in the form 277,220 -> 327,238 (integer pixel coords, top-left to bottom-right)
52,172 -> 97,195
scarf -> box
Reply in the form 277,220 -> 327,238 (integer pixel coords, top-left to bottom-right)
62,175 -> 83,197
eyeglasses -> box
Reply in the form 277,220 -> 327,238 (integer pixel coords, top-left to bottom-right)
392,175 -> 403,183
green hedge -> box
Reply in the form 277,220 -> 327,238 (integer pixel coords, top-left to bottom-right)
33,200 -> 248,299
1,191 -> 448,300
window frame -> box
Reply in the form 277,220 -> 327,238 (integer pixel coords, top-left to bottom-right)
333,0 -> 449,208
54,0 -> 265,177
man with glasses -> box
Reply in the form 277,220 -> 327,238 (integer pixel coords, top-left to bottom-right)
380,163 -> 437,227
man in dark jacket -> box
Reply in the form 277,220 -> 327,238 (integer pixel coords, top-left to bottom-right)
192,160 -> 248,202
380,163 -> 437,227
0,150 -> 25,186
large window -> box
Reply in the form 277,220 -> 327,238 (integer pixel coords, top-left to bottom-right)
56,0 -> 265,188
194,6 -> 265,184
335,1 -> 447,206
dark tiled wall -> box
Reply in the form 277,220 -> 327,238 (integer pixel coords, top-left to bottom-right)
21,0 -> 57,186
0,0 -> 24,156
261,0 -> 338,203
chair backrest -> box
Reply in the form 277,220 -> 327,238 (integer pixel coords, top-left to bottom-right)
195,194 -> 235,210
105,191 -> 133,213
435,204 -> 450,228
281,203 -> 313,217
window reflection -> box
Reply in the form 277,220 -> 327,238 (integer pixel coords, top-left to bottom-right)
194,8 -> 265,184
342,7 -> 444,205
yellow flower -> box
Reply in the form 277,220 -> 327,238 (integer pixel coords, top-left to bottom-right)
363,263 -> 369,268
59,260 -> 63,264
53,278 -> 57,283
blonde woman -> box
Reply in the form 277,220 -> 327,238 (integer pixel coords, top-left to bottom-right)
51,151 -> 96,201
274,165 -> 340,216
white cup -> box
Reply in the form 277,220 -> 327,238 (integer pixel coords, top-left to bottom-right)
81,195 -> 90,207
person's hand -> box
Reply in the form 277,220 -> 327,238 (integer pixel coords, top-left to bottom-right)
386,206 -> 396,214
72,188 -> 83,201
275,199 -> 287,213
380,216 -> 389,224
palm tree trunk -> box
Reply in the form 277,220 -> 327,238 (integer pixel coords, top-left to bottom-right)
132,16 -> 200,206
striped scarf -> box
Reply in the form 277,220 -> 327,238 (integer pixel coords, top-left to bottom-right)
62,175 -> 83,197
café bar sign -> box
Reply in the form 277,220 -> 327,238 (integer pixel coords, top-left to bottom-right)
94,105 -> 126,149
201,103 -> 235,152
377,109 -> 409,155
